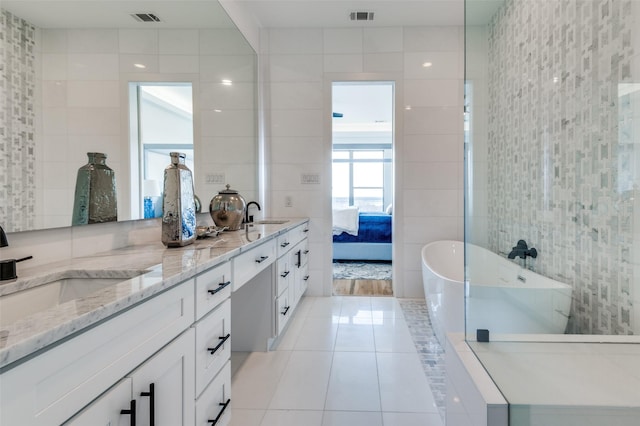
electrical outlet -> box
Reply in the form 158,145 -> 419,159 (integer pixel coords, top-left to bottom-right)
301,173 -> 320,184
285,196 -> 293,207
205,173 -> 225,184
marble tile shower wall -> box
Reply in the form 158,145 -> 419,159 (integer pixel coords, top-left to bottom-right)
486,0 -> 638,334
0,10 -> 37,232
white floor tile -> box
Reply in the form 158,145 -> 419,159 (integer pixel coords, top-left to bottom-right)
293,317 -> 338,351
260,409 -> 323,426
371,297 -> 404,319
377,352 -> 439,413
307,296 -> 343,318
325,352 -> 381,411
321,411 -> 383,426
229,408 -> 265,426
373,318 -> 418,353
268,351 -> 333,410
274,309 -> 307,350
334,323 -> 375,351
231,351 -> 292,409
382,412 -> 444,426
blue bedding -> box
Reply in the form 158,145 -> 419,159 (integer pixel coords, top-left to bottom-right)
333,212 -> 392,243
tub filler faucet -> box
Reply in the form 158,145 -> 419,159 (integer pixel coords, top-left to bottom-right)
508,239 -> 537,268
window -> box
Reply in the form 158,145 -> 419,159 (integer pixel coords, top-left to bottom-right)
332,148 -> 391,211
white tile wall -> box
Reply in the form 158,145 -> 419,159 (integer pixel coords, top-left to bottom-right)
35,27 -> 256,228
263,25 -> 464,297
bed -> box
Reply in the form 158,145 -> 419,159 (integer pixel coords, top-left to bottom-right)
332,211 -> 392,261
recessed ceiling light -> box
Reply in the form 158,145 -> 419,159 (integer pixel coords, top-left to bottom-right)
214,109 -> 222,113
422,62 -> 433,68
222,79 -> 232,86
405,106 -> 412,110
134,63 -> 146,69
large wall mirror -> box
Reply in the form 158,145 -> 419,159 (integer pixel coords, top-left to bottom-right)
1,0 -> 257,233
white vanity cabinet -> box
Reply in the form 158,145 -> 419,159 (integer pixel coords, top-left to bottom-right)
1,281 -> 195,425
274,223 -> 310,337
66,328 -> 196,426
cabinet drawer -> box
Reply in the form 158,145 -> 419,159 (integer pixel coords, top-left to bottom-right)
232,240 -> 276,292
195,261 -> 232,320
194,299 -> 231,398
276,255 -> 291,296
195,361 -> 231,426
276,223 -> 309,257
275,290 -> 292,336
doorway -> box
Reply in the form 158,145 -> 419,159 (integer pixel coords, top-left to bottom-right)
129,82 -> 194,219
331,82 -> 394,296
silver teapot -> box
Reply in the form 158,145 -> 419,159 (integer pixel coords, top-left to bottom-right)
209,184 -> 246,231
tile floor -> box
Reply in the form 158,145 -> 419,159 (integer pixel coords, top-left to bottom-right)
230,296 -> 444,426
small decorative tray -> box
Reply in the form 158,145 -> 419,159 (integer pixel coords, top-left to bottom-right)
196,226 -> 227,239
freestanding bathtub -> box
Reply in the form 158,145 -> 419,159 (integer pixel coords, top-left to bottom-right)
421,240 -> 572,345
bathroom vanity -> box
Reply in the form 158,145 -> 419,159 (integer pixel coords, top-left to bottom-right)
0,218 -> 309,425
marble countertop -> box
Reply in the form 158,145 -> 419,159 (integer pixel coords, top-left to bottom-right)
0,219 -> 308,370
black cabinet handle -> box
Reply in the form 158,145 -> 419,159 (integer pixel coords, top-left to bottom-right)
304,250 -> 309,254
281,306 -> 290,316
296,250 -> 302,268
255,255 -> 269,263
208,281 -> 231,295
303,275 -> 310,281
303,228 -> 309,233
120,400 -> 136,426
208,333 -> 231,355
280,270 -> 290,278
280,241 -> 290,248
208,398 -> 231,425
140,383 -> 155,426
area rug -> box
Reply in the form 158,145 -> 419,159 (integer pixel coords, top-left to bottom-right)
332,261 -> 392,280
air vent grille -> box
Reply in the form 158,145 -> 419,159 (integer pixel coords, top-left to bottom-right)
131,13 -> 162,23
349,11 -> 374,21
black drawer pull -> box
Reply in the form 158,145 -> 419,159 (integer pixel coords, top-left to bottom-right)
208,398 -> 231,425
255,255 -> 269,263
296,250 -> 302,268
281,305 -> 290,316
208,333 -> 231,355
280,241 -> 290,248
280,270 -> 290,278
120,400 -> 136,426
140,383 -> 155,426
208,281 -> 231,295
303,228 -> 309,233
303,275 -> 310,281
304,250 -> 309,254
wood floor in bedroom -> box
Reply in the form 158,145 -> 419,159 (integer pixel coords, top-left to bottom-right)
332,279 -> 393,296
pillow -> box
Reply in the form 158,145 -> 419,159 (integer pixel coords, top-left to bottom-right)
332,206 -> 359,236
385,204 -> 393,215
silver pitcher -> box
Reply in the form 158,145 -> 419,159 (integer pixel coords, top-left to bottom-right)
161,152 -> 196,247
209,184 -> 246,231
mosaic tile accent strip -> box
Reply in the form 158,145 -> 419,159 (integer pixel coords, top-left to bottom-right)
0,9 -> 37,232
485,0 -> 636,334
399,298 -> 446,422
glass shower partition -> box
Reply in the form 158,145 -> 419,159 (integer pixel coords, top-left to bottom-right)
463,0 -> 640,424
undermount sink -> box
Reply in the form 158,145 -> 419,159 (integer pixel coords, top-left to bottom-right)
0,269 -> 148,326
252,220 -> 290,225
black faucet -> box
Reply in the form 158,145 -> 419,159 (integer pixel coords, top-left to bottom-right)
245,201 -> 261,223
508,240 -> 538,260
0,225 -> 7,248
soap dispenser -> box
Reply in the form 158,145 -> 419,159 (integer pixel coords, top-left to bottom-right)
161,152 -> 196,247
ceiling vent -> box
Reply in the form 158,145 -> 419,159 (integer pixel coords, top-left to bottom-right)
131,13 -> 162,23
349,11 -> 374,22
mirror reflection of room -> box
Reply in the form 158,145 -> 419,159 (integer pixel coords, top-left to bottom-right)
331,82 -> 394,296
